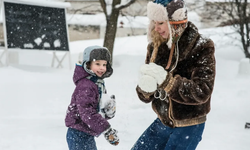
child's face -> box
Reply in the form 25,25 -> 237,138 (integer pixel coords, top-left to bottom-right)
90,60 -> 107,77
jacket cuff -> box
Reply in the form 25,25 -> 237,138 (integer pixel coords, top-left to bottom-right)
137,86 -> 155,98
136,86 -> 155,103
164,75 -> 176,93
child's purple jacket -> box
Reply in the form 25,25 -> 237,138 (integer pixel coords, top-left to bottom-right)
65,65 -> 110,136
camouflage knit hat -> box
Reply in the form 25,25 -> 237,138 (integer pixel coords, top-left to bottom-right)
82,45 -> 113,78
147,0 -> 188,48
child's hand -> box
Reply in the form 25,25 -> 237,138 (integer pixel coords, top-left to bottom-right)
103,127 -> 119,146
100,94 -> 116,119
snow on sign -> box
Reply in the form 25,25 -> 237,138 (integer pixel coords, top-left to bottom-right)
3,0 -> 69,51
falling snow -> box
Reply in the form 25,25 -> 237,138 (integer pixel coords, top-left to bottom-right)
0,0 -> 250,150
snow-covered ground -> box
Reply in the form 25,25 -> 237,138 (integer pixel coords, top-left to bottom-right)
1,24 -> 250,150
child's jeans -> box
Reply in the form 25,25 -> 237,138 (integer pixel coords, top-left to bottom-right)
66,128 -> 97,150
131,118 -> 205,150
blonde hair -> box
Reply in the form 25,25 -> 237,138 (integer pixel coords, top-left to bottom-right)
150,29 -> 167,62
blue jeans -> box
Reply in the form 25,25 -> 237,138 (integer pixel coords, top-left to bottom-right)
66,128 -> 97,150
131,118 -> 205,150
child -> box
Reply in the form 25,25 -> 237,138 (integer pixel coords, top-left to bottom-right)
65,45 -> 119,150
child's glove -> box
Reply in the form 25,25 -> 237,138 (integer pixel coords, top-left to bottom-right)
99,94 -> 116,119
103,127 -> 119,146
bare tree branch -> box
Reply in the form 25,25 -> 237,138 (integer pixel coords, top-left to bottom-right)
70,4 -> 101,14
204,0 -> 250,58
99,0 -> 107,17
115,0 -> 136,10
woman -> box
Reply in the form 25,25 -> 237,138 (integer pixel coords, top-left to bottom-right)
132,0 -> 216,150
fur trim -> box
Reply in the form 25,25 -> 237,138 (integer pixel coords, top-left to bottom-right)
147,20 -> 155,43
147,1 -> 169,43
170,8 -> 187,21
138,75 -> 157,93
147,2 -> 172,49
147,2 -> 168,22
166,21 -> 172,49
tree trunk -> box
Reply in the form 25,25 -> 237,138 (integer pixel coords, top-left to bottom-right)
235,0 -> 250,59
103,8 -> 120,65
99,0 -> 136,65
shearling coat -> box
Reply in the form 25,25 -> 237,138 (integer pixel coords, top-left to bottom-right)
136,22 -> 216,128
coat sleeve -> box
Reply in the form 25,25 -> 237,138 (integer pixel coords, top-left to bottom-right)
136,85 -> 155,103
75,83 -> 110,135
164,38 -> 216,105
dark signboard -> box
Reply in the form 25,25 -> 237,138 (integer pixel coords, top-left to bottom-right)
3,1 -> 69,51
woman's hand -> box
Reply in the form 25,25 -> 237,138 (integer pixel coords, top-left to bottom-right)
140,63 -> 168,85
